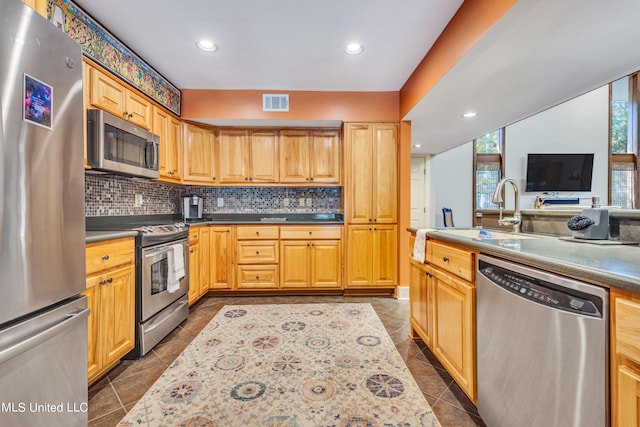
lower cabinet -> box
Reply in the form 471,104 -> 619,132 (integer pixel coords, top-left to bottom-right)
188,228 -> 200,305
611,288 -> 640,426
280,229 -> 342,289
210,226 -> 234,290
409,237 -> 477,403
409,261 -> 435,348
236,225 -> 279,289
84,237 -> 135,385
346,224 -> 397,287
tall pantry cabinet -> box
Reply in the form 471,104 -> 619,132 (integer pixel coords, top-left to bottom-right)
344,123 -> 398,289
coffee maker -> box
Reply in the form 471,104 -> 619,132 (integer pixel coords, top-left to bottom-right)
182,195 -> 203,220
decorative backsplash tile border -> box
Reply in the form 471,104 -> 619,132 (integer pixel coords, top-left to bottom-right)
85,174 -> 342,217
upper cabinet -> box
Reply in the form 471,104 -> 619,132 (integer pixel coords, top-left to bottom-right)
88,67 -> 151,130
152,106 -> 182,182
345,123 -> 397,223
183,123 -> 215,183
280,130 -> 340,184
217,129 -> 278,184
22,0 -> 47,17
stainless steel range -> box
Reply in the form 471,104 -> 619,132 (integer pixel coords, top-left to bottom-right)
127,221 -> 189,358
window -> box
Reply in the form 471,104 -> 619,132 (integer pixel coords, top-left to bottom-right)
474,129 -> 505,211
609,76 -> 638,208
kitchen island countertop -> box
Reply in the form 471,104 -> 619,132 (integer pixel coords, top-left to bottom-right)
409,227 -> 640,293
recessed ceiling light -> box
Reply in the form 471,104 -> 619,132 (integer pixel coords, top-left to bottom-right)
462,112 -> 478,118
196,40 -> 218,52
413,144 -> 423,148
344,43 -> 364,55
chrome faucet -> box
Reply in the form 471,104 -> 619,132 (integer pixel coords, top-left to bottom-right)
491,177 -> 521,232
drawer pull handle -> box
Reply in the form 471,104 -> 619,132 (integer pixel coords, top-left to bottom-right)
309,231 -> 312,235
255,275 -> 260,280
256,231 -> 259,235
102,255 -> 110,261
256,251 -> 260,255
443,257 -> 450,262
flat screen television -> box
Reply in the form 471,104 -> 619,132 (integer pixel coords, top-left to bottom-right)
525,153 -> 594,192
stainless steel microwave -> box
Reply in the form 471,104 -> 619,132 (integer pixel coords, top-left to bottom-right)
87,109 -> 160,179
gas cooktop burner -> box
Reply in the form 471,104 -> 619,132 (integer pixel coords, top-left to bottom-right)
136,222 -> 187,235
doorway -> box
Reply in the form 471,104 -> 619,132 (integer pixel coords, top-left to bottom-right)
410,156 -> 427,228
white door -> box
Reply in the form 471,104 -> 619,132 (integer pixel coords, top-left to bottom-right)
410,156 -> 427,228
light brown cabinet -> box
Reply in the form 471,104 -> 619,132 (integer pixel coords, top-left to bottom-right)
183,123 -> 215,183
210,226 -> 234,290
346,224 -> 397,287
217,129 -> 279,184
410,238 -> 477,403
611,289 -> 640,426
84,237 -> 135,385
152,106 -> 182,182
280,226 -> 342,289
409,260 -> 435,348
236,225 -> 279,289
88,67 -> 151,129
188,228 -> 201,306
345,123 -> 397,224
22,0 -> 47,17
198,227 -> 211,297
279,130 -> 340,184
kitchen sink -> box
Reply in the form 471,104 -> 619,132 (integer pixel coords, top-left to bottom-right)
435,229 -> 542,240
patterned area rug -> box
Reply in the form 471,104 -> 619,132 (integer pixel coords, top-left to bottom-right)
118,303 -> 440,426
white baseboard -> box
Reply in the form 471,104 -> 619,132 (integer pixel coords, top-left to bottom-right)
396,286 -> 409,300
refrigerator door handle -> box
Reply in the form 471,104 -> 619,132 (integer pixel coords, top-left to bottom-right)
0,308 -> 90,365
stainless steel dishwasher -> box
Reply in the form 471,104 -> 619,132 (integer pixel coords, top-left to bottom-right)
476,255 -> 608,427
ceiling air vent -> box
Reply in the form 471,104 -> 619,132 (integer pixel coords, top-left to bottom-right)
263,94 -> 289,112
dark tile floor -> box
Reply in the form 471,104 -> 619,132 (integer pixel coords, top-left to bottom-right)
88,295 -> 486,426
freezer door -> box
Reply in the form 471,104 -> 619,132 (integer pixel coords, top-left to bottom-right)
0,0 -> 86,325
0,296 -> 89,426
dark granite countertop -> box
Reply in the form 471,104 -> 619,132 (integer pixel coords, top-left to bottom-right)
408,227 -> 640,293
86,230 -> 139,243
186,213 -> 344,225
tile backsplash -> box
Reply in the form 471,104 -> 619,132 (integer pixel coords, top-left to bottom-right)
85,174 -> 342,217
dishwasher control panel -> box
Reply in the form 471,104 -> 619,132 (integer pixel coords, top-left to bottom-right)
479,260 -> 603,317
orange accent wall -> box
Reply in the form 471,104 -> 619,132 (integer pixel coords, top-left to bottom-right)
182,90 -> 400,122
399,0 -> 516,117
398,121 -> 412,287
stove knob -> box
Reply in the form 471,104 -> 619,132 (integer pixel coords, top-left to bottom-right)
175,222 -> 185,229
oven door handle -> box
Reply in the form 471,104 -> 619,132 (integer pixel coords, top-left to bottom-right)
144,243 -> 187,259
145,299 -> 188,333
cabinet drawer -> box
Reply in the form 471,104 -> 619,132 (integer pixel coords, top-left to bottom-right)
236,226 -> 279,240
280,226 -> 341,240
236,265 -> 278,289
428,240 -> 475,282
86,238 -> 134,276
615,297 -> 640,362
236,241 -> 278,264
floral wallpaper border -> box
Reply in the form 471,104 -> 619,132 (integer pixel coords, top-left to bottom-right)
47,0 -> 181,115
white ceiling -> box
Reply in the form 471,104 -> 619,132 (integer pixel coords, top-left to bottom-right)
74,0 -> 640,155
73,0 -> 463,92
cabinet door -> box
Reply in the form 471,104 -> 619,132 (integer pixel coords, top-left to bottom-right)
167,117 -> 183,180
82,280 -> 100,383
250,131 -> 279,182
183,123 -> 214,182
279,130 -> 310,183
188,242 -> 200,305
153,106 -> 171,179
210,226 -> 234,289
346,225 -> 373,287
199,227 -> 210,296
310,240 -> 341,288
218,130 -> 249,183
101,264 -> 135,366
89,67 -> 126,117
372,123 -> 397,223
618,366 -> 640,427
236,265 -> 279,289
372,225 -> 397,286
410,262 -> 431,347
346,124 -> 374,223
311,130 -> 340,183
124,90 -> 151,129
280,241 -> 310,288
433,268 -> 475,401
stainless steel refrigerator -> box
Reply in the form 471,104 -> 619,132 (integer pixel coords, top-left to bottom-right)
0,0 -> 88,426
